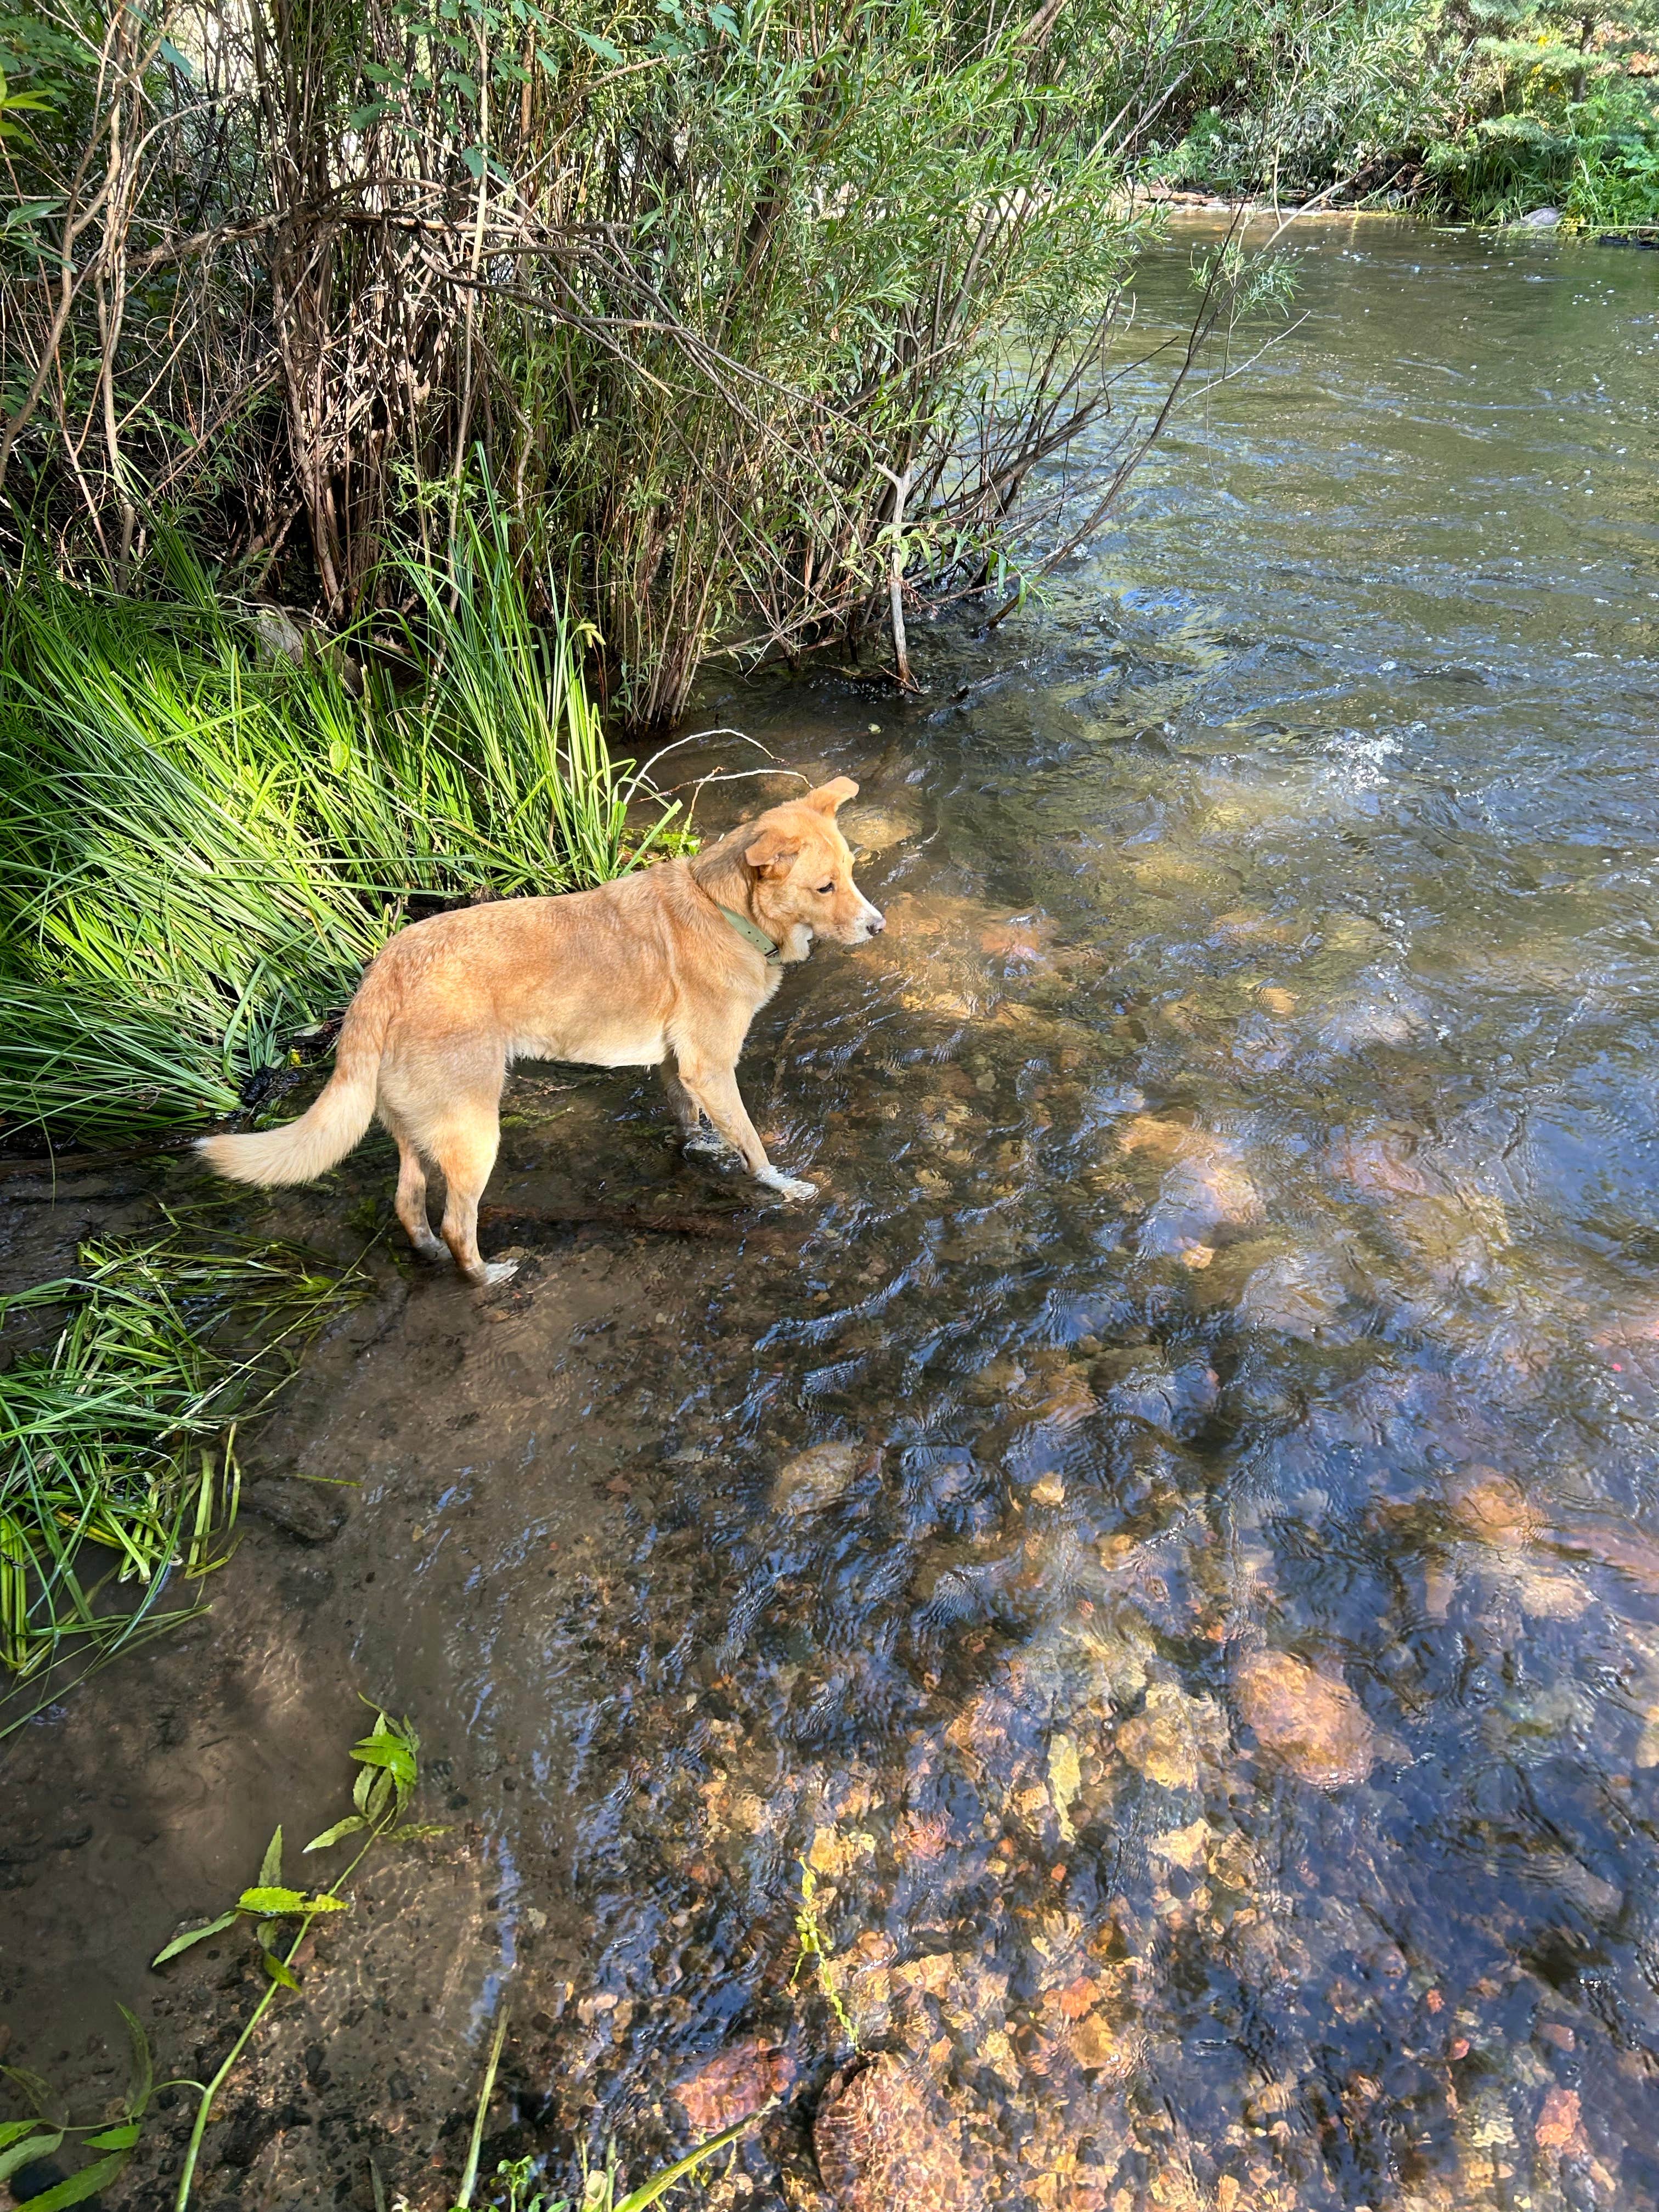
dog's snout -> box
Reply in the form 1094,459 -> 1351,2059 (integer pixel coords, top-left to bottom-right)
868,906 -> 885,933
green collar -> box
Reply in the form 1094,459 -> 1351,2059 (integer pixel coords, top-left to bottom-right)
716,901 -> 783,963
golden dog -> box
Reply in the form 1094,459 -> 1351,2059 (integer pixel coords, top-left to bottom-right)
197,777 -> 882,1283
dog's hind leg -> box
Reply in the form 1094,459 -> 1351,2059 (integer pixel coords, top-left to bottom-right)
430,1098 -> 515,1286
388,1121 -> 446,1262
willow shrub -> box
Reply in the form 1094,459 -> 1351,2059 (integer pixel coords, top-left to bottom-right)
1,0 -> 1219,729
499,1 -> 1166,726
0,521 -> 680,1147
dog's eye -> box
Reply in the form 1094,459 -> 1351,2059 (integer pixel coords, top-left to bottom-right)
815,881 -> 834,895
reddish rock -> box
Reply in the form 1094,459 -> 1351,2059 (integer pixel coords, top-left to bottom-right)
1235,1650 -> 1380,1787
672,2036 -> 795,2136
814,2055 -> 980,2211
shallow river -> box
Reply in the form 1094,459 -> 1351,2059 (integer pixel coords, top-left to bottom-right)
4,217 -> 1659,2212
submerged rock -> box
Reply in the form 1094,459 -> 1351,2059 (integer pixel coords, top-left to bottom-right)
1116,1680 -> 1229,1790
814,2055 -> 979,2211
673,2036 -> 795,2135
840,803 -> 922,853
1116,1115 -> 1265,1260
1445,1469 -> 1542,1547
1234,1650 -> 1382,1787
1316,968 -> 1430,1054
1092,1347 -> 1219,1436
243,1475 -> 349,1545
1237,1249 -> 1350,1341
773,1441 -> 867,1514
1066,2006 -> 1141,2080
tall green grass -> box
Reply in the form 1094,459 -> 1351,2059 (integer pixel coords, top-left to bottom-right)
0,514 -> 681,1148
0,1228 -> 364,1719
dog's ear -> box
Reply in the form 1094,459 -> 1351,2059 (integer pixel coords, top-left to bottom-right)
744,824 -> 802,877
803,776 -> 859,815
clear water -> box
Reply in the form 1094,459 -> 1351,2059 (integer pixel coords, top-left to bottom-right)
5,216 -> 1659,2211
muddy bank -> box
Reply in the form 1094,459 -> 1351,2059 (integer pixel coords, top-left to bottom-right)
0,1093 -> 817,2207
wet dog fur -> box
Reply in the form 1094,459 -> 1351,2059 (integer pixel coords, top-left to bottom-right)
196,777 -> 883,1283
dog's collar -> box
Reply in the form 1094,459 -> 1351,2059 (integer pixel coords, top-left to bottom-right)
716,902 -> 783,964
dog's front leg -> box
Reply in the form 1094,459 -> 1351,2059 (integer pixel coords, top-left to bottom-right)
660,1051 -> 710,1145
675,1051 -> 816,1203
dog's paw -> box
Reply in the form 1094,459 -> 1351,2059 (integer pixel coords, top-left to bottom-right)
756,1169 -> 819,1204
472,1257 -> 521,1288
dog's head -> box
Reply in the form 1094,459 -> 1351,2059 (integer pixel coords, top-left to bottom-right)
744,778 -> 884,958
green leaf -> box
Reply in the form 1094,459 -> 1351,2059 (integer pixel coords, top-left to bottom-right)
117,2005 -> 152,2119
569,22 -> 625,63
0,2066 -> 55,2114
0,2134 -> 61,2183
151,1909 -> 239,1966
612,2118 -> 757,2211
262,1951 -> 301,1990
351,1733 -> 417,1788
390,1821 -> 451,1839
16,2148 -> 133,2209
0,2124 -> 42,2151
81,2124 -> 141,2151
237,1886 -> 349,1915
235,1885 -> 307,1914
258,1825 -> 283,1888
304,1813 -> 368,1853
2,199 -> 60,234
158,38 -> 194,74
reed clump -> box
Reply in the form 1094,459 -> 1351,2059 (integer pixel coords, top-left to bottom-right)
0,1226 -> 366,1719
0,510 -> 681,1150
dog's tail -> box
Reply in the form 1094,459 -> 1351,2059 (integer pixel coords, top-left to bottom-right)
196,964 -> 394,1188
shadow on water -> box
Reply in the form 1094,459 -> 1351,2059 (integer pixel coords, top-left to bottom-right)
4,215 -> 1659,2209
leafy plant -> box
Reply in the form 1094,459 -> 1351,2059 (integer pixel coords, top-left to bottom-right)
426,2003 -> 759,2212
154,1705 -> 440,2212
0,1708 -> 435,2212
1142,0 -> 1659,222
0,0 -> 1251,726
431,2107 -> 754,2212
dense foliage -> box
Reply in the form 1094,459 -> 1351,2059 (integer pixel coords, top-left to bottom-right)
0,0 -> 1226,727
1149,0 -> 1659,223
0,522 -> 680,1145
